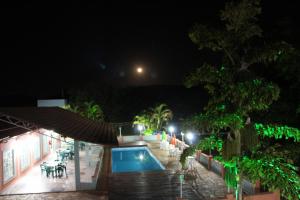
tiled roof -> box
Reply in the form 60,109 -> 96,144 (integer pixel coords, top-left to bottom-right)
0,107 -> 118,145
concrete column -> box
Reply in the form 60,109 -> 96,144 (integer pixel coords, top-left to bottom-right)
74,140 -> 81,190
97,146 -> 111,193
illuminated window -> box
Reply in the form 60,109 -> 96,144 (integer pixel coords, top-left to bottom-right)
3,149 -> 15,182
42,135 -> 49,155
33,137 -> 41,161
20,144 -> 30,171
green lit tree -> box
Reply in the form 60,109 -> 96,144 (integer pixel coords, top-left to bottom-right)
133,111 -> 154,135
65,100 -> 104,122
83,101 -> 104,121
181,0 -> 299,199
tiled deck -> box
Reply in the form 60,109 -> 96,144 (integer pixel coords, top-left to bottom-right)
0,146 -> 101,195
0,153 -> 76,195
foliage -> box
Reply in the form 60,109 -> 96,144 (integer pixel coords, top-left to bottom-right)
133,103 -> 173,134
67,84 -> 123,122
133,111 -> 153,130
143,128 -> 155,136
150,104 -> 173,130
180,146 -> 196,167
180,135 -> 223,166
182,113 -> 244,134
183,0 -> 298,199
196,135 -> 223,153
254,123 -> 300,142
83,101 -> 104,121
241,156 -> 300,200
65,100 -> 104,122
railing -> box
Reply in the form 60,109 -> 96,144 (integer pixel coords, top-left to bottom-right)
195,151 -> 260,196
118,135 -> 190,149
211,159 -> 224,177
221,190 -> 280,200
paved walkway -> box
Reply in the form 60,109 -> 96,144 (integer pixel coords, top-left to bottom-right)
147,141 -> 227,199
0,191 -> 108,200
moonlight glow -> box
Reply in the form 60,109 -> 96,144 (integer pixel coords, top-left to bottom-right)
136,67 -> 143,73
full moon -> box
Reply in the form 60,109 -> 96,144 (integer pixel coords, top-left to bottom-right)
136,67 -> 143,73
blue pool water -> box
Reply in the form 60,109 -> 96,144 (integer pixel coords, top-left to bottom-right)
112,147 -> 165,173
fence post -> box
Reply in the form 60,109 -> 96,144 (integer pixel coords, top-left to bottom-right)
196,150 -> 201,161
221,165 -> 225,178
254,180 -> 260,193
274,189 -> 280,200
208,155 -> 213,170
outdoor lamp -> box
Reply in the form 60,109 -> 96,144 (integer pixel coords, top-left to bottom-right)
181,132 -> 185,143
137,125 -> 143,135
186,132 -> 194,141
168,126 -> 175,137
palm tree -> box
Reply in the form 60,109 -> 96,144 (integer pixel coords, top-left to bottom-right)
133,111 -> 153,130
151,104 -> 173,131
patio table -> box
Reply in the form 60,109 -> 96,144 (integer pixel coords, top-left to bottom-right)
44,160 -> 67,178
57,148 -> 74,160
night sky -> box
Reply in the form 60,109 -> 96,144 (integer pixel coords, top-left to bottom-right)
1,1 -> 299,96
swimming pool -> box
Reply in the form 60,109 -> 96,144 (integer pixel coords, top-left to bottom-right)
111,147 -> 165,173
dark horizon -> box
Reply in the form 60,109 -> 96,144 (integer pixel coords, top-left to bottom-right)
1,1 -> 300,97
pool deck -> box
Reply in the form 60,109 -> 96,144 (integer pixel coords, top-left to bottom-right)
109,140 -> 227,199
1,140 -> 227,200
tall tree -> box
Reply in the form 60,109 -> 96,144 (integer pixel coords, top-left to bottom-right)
151,104 -> 173,131
182,0 -> 299,199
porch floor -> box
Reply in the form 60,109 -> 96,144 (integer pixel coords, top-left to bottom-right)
0,152 -> 76,195
0,147 -> 101,195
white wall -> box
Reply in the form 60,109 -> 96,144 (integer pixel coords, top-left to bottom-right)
37,99 -> 67,108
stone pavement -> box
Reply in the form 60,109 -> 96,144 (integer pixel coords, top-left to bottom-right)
147,141 -> 227,199
0,191 -> 108,200
184,160 -> 227,199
